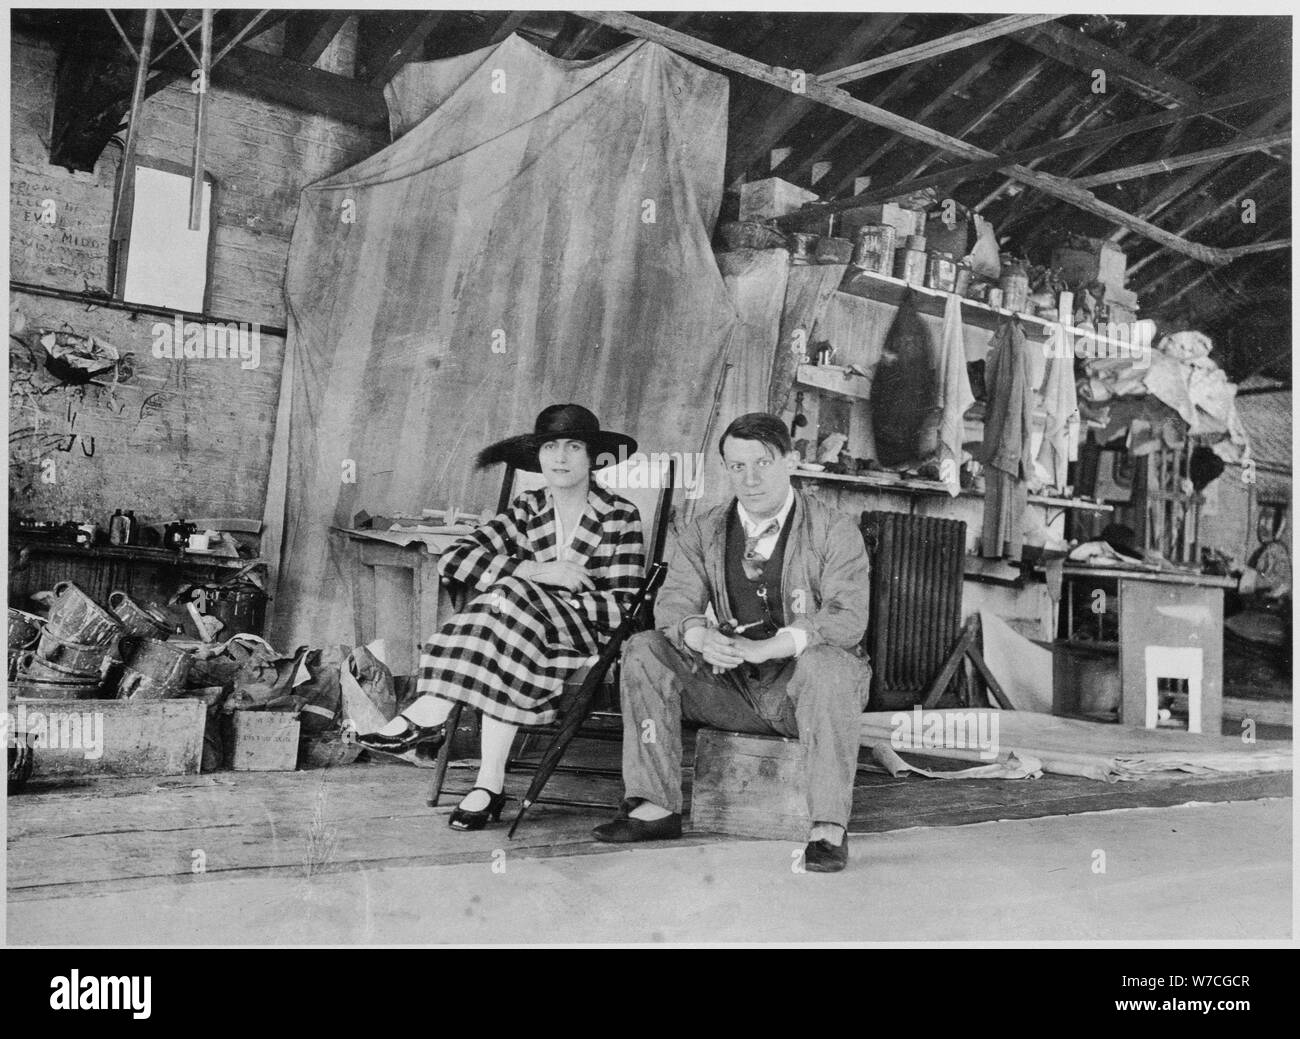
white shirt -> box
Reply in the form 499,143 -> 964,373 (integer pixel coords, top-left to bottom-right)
735,487 -> 808,656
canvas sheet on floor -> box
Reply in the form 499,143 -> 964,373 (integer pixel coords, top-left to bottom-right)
265,35 -> 740,652
860,710 -> 1292,783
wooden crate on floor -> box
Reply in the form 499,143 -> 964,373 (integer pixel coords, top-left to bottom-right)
690,729 -> 809,841
8,698 -> 205,777
223,711 -> 301,771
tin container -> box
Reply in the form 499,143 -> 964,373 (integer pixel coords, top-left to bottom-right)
788,233 -> 819,265
953,262 -> 973,297
45,581 -> 122,647
926,250 -> 957,293
893,234 -> 928,285
850,224 -> 896,274
999,260 -> 1030,313
109,590 -> 172,640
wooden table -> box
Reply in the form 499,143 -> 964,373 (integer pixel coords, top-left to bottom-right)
338,529 -> 460,675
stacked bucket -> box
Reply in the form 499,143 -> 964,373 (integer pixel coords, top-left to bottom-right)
10,582 -> 192,700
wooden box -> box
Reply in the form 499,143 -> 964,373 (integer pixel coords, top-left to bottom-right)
690,729 -> 809,841
739,177 -> 819,222
223,711 -> 301,771
7,698 -> 205,777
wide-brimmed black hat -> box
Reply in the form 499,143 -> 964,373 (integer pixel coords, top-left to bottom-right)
475,404 -> 637,473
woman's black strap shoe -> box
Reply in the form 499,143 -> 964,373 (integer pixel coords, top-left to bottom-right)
449,787 -> 508,831
356,717 -> 446,756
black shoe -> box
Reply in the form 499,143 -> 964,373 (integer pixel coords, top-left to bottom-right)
592,811 -> 683,843
356,717 -> 446,756
448,787 -> 508,831
803,836 -> 849,873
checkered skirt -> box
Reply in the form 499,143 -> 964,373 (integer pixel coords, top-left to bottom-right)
418,483 -> 645,726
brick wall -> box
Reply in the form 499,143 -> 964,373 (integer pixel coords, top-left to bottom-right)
9,23 -> 384,532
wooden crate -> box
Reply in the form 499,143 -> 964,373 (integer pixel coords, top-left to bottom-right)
223,711 -> 301,771
8,698 -> 205,777
690,729 -> 809,841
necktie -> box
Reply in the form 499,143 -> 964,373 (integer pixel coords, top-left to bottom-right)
742,518 -> 780,583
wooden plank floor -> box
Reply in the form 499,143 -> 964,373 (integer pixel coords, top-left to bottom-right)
8,731 -> 1290,902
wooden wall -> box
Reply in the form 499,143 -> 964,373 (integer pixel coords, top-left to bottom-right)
8,24 -> 384,531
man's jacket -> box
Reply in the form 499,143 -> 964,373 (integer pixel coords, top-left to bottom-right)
655,489 -> 872,656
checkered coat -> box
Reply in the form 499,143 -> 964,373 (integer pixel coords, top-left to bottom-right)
418,482 -> 645,725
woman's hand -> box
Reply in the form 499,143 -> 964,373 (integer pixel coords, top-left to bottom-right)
523,560 -> 595,593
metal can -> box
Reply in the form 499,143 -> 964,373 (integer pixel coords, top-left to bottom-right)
926,250 -> 957,292
851,224 -> 897,274
894,235 -> 928,285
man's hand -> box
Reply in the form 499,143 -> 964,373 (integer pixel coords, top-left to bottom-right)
685,626 -> 744,672
523,560 -> 594,593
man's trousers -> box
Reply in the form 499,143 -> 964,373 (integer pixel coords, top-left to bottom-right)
618,630 -> 871,828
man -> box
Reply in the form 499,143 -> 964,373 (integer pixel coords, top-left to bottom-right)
593,413 -> 872,872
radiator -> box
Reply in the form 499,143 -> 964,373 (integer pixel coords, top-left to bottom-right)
860,510 -> 966,709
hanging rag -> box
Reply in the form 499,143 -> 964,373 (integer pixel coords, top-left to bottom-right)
980,318 -> 1034,559
1036,323 -> 1079,491
935,294 -> 974,496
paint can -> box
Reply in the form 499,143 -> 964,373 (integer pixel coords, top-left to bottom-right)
117,636 -> 192,700
109,590 -> 173,640
788,233 -> 819,265
893,234 -> 928,285
45,581 -> 122,647
850,224 -> 896,274
926,250 -> 957,292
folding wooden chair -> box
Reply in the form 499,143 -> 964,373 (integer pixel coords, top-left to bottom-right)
426,457 -> 677,809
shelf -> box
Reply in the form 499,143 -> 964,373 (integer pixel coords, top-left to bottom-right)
793,363 -> 871,400
836,268 -> 1089,341
791,469 -> 1114,512
10,535 -> 260,569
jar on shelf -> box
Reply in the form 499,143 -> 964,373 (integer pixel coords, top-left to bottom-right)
850,224 -> 897,274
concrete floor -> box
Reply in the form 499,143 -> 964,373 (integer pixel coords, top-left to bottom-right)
8,798 -> 1292,944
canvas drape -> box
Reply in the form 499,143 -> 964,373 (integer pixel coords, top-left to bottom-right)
265,36 -> 738,652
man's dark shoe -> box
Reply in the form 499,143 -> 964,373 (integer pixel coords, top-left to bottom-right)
804,836 -> 849,873
592,811 -> 683,843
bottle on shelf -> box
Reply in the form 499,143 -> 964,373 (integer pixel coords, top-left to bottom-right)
108,509 -> 127,546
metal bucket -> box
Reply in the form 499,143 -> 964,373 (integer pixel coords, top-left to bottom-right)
10,676 -> 103,701
16,650 -> 104,688
33,629 -> 112,674
8,609 -> 44,651
45,581 -> 122,647
109,590 -> 172,640
117,636 -> 192,700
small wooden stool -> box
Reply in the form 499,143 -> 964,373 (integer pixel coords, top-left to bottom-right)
690,729 -> 809,841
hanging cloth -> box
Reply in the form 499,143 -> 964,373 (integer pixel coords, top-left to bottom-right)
980,318 -> 1034,559
935,294 -> 975,496
1036,323 -> 1079,491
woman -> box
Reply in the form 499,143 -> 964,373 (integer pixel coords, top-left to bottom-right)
358,404 -> 645,830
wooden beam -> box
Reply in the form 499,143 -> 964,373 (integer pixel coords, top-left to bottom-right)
578,11 -> 1248,265
903,57 -> 1050,182
552,18 -> 603,59
1009,18 -> 1199,109
110,9 -> 155,235
285,12 -> 350,67
1074,133 -> 1290,189
1111,99 -> 1290,243
831,41 -> 1010,197
489,12 -> 529,46
727,13 -> 906,186
777,60 -> 924,181
830,83 -> 1285,217
189,10 -> 212,232
820,14 -> 1058,86
369,13 -> 443,86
